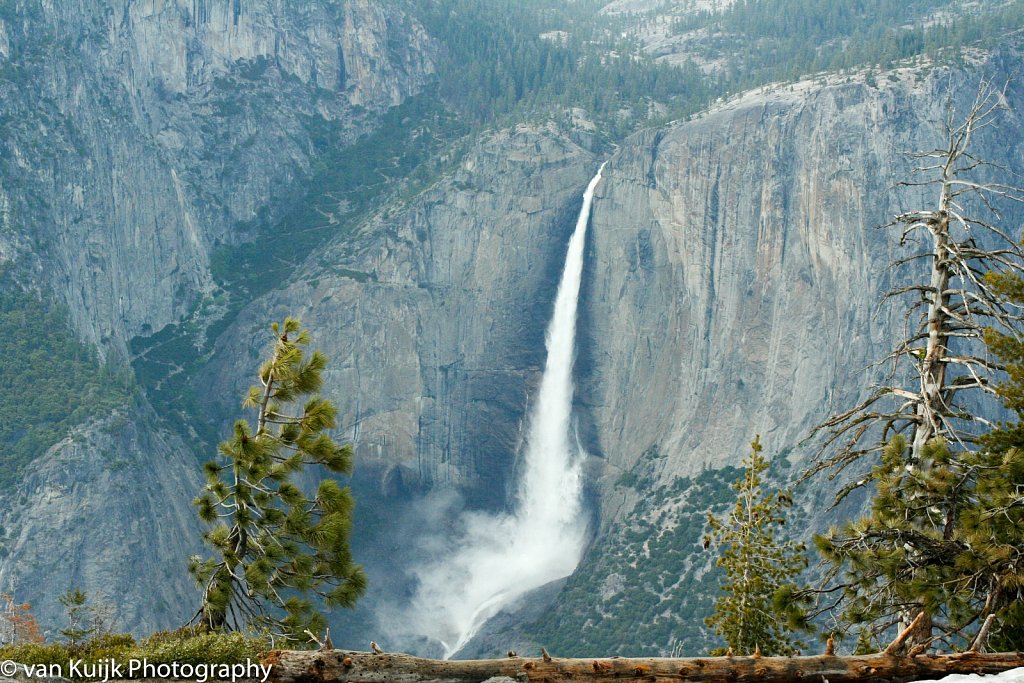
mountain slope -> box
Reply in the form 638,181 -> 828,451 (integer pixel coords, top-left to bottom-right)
0,0 -> 437,357
0,0 -> 438,634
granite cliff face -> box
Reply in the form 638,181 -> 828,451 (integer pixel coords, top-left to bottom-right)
584,77 -> 923,509
0,0 -> 437,357
0,0 -> 438,634
0,401 -> 204,634
582,64 -> 1024,513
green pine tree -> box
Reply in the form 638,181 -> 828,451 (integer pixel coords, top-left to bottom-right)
189,318 -> 367,641
704,436 -> 807,656
962,270 -> 1024,651
58,589 -> 95,647
814,435 -> 978,651
815,289 -> 1024,652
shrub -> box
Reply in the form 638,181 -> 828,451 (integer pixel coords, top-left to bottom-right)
0,628 -> 268,680
137,627 -> 269,665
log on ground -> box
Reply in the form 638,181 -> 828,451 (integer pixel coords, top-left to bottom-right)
261,649 -> 1024,683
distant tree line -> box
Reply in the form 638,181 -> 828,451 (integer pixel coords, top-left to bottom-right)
674,0 -> 1024,91
408,0 -> 713,132
407,0 -> 1024,137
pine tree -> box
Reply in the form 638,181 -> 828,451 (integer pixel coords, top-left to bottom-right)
704,436 -> 807,656
816,280 -> 1024,652
814,436 -> 979,651
807,80 -> 1024,652
59,589 -> 95,646
189,318 -> 367,642
961,271 -> 1024,651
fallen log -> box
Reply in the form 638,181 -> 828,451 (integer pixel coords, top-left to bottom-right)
261,649 -> 1024,683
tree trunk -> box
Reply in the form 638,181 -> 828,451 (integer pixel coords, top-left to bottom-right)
900,609 -> 935,656
261,649 -> 1024,683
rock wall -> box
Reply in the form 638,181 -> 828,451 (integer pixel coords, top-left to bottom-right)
202,125 -> 599,503
582,65 -> 1024,518
0,401 -> 204,634
0,0 -> 437,357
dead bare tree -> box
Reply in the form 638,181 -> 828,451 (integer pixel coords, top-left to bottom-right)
804,77 -> 1024,652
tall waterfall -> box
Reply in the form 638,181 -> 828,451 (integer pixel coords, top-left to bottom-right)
404,164 -> 606,659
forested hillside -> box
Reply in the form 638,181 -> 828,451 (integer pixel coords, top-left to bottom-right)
668,0 -> 1024,85
0,270 -> 130,491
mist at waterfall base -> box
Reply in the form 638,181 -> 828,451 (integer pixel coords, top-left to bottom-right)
380,166 -> 606,659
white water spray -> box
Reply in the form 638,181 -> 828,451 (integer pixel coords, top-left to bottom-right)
402,164 -> 606,658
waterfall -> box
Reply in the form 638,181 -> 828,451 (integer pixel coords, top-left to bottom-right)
403,164 -> 606,658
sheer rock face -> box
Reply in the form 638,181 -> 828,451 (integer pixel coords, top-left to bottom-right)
584,82 -> 909,508
85,0 -> 434,106
0,0 -> 436,635
0,0 -> 437,358
0,402 -> 204,633
202,126 -> 599,503
581,68 -> 1024,521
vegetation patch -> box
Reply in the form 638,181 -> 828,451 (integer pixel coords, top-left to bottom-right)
670,0 -> 1024,90
0,269 -> 132,488
209,94 -> 466,301
529,466 -> 742,657
409,0 -> 712,133
0,627 -> 269,681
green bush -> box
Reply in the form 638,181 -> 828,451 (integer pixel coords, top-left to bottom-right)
0,636 -> 137,672
0,628 -> 268,680
138,627 -> 269,665
0,641 -> 81,667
